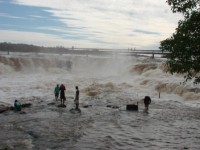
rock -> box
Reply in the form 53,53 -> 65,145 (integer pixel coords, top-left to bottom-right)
11,103 -> 32,110
83,105 -> 92,108
0,105 -> 8,113
70,108 -> 81,113
9,106 -> 14,110
111,106 -> 119,109
0,103 -> 32,113
47,102 -> 56,105
19,111 -> 26,114
28,131 -> 39,139
106,105 -> 119,109
1,145 -> 14,150
126,104 -> 138,111
21,103 -> 32,108
58,104 -> 66,108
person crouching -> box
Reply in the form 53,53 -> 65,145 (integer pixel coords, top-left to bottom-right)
14,100 -> 21,111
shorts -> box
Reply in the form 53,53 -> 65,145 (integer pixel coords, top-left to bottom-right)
60,93 -> 66,100
55,93 -> 59,97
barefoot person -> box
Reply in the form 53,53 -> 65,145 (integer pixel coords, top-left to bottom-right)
74,86 -> 79,110
144,96 -> 151,113
54,84 -> 60,101
60,84 -> 66,106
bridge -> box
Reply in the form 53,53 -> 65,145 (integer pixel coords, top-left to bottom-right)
70,48 -> 169,58
117,50 -> 170,58
0,47 -> 169,58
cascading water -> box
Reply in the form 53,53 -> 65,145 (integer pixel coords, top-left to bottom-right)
0,53 -> 200,150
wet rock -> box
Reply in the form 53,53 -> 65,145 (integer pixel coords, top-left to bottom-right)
21,103 -> 32,108
70,108 -> 81,113
10,103 -> 32,111
9,106 -> 14,110
9,107 -> 21,111
83,105 -> 92,108
0,105 -> 8,113
1,145 -> 14,150
0,103 -> 32,113
112,106 -> 119,109
47,102 -> 56,106
27,131 -> 39,139
126,104 -> 138,111
58,104 -> 66,107
107,105 -> 119,109
19,111 -> 26,114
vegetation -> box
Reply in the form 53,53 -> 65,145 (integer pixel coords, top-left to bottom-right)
160,0 -> 200,84
0,42 -> 110,55
0,42 -> 67,53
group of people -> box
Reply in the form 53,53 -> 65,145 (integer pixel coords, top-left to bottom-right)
13,85 -> 151,113
54,84 -> 151,112
14,95 -> 150,115
54,84 -> 80,110
14,85 -> 151,113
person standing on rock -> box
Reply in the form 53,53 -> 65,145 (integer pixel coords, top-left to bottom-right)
74,86 -> 80,110
54,84 -> 60,101
60,84 -> 66,106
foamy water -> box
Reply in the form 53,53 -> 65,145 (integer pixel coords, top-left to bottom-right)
0,53 -> 200,149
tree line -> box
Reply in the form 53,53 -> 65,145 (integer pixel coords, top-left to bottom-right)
0,42 -> 111,55
0,42 -> 70,53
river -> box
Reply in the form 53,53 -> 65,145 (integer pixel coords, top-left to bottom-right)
0,53 -> 200,150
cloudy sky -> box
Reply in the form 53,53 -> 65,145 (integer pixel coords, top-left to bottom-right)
0,0 -> 182,49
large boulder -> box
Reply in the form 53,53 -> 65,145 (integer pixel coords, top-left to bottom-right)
0,105 -> 8,113
126,103 -> 138,111
0,103 -> 32,113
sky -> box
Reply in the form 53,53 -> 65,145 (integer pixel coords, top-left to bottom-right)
0,0 -> 183,49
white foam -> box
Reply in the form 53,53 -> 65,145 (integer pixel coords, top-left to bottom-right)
0,54 -> 199,105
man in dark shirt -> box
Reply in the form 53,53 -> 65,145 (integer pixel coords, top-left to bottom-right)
74,86 -> 79,110
60,84 -> 66,105
144,96 -> 151,112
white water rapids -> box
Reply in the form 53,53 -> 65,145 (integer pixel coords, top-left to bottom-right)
0,53 -> 200,150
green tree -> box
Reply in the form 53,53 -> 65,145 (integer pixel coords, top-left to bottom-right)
160,0 -> 200,84
167,0 -> 199,14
